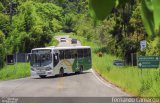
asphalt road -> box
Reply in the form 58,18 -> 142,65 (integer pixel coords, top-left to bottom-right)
55,35 -> 81,47
0,35 -> 129,98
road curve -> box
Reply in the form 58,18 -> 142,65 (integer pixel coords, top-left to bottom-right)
0,35 -> 129,97
0,70 -> 128,97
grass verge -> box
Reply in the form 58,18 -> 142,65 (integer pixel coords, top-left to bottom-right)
70,34 -> 160,97
0,35 -> 59,81
0,63 -> 30,80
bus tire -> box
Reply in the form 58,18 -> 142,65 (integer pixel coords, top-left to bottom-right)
39,75 -> 46,78
75,71 -> 79,74
79,65 -> 83,74
59,68 -> 64,77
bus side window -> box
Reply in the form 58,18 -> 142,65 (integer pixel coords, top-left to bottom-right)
75,54 -> 77,58
84,49 -> 87,57
65,50 -> 71,59
88,49 -> 91,57
78,49 -> 83,58
84,49 -> 91,57
59,50 -> 64,60
71,49 -> 77,59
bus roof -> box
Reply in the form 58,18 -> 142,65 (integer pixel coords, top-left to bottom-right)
54,46 -> 91,50
32,46 -> 91,51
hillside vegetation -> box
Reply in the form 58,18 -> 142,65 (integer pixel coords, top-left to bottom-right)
0,0 -> 159,68
0,0 -> 160,97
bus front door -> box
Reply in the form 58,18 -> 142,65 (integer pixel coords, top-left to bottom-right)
53,53 -> 59,67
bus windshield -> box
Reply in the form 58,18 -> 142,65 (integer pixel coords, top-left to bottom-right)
41,54 -> 52,66
30,53 -> 52,67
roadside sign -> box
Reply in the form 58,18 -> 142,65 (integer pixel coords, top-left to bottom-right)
140,40 -> 146,51
113,60 -> 125,66
138,56 -> 160,68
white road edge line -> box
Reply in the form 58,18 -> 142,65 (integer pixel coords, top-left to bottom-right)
91,69 -> 128,96
91,69 -> 112,88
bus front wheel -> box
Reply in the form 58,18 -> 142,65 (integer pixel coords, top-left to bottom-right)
59,68 -> 64,77
39,75 -> 46,78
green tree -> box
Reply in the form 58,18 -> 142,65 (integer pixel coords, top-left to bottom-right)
89,0 -> 160,36
62,13 -> 76,33
0,13 -> 10,36
0,2 -> 4,11
0,30 -> 5,68
5,1 -> 62,53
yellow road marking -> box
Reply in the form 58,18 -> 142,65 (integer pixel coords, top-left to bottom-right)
57,77 -> 65,91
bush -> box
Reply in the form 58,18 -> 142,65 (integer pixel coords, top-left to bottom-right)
146,37 -> 160,55
97,52 -> 103,57
0,31 -> 5,68
0,3 -> 4,11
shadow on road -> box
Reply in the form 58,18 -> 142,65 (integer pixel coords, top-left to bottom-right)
33,71 -> 91,79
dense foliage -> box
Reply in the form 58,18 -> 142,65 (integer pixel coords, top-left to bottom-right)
0,30 -> 5,67
89,0 -> 160,36
0,0 -> 88,68
0,0 -> 160,68
89,0 -> 160,63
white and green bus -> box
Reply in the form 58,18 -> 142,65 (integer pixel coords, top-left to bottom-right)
29,46 -> 92,78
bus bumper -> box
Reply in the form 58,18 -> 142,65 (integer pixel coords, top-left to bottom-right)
31,70 -> 55,77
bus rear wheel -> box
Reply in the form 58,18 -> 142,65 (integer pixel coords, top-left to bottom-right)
39,75 -> 46,78
75,66 -> 83,74
79,66 -> 83,74
59,68 -> 64,77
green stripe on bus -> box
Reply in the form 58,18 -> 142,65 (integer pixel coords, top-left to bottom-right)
72,57 -> 92,72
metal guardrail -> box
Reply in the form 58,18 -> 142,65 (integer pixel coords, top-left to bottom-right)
6,53 -> 29,65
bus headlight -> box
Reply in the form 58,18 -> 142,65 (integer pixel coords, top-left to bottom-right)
46,67 -> 51,71
31,68 -> 35,71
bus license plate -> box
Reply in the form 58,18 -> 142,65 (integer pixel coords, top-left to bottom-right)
37,71 -> 45,75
